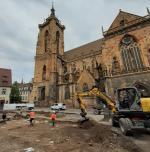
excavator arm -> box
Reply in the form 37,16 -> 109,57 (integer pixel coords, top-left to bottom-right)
75,93 -> 89,120
75,87 -> 116,119
89,87 -> 116,112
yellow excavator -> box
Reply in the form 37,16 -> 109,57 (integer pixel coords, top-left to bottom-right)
75,86 -> 150,135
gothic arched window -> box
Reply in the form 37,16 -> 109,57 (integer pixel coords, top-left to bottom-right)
96,63 -> 104,78
82,83 -> 89,92
65,85 -> 70,99
112,57 -> 115,68
45,31 -> 50,52
82,60 -> 86,70
112,56 -> 120,73
64,65 -> 69,82
56,31 -> 60,54
64,65 -> 67,74
71,63 -> 76,74
92,58 -> 96,69
42,65 -> 46,80
120,35 -> 143,71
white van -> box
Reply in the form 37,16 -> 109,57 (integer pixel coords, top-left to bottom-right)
3,103 -> 34,111
50,103 -> 66,110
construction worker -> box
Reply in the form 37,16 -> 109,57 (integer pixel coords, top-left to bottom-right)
50,111 -> 56,127
2,112 -> 6,123
29,110 -> 35,126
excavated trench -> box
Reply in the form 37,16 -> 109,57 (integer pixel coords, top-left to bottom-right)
0,119 -> 143,152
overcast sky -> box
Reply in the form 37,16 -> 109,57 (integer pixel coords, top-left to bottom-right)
0,0 -> 149,83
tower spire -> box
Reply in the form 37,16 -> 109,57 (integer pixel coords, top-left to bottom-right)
147,7 -> 150,15
102,26 -> 104,36
51,1 -> 55,16
21,76 -> 24,84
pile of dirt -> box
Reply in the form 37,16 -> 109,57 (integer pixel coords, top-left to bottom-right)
87,124 -> 113,143
78,119 -> 95,129
76,120 -> 142,152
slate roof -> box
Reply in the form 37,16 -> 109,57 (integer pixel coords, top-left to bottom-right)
64,11 -> 147,61
64,38 -> 104,61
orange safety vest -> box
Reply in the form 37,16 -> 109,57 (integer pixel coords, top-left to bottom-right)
30,111 -> 35,118
50,113 -> 56,120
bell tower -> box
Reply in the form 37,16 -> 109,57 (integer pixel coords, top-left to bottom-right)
31,5 -> 65,106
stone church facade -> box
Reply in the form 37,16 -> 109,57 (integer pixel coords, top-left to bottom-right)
30,7 -> 150,106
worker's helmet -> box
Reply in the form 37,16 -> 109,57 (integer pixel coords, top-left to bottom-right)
52,111 -> 56,113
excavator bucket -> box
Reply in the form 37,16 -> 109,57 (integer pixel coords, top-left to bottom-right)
80,117 -> 89,124
79,111 -> 89,124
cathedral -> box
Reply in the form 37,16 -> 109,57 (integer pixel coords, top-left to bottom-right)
30,6 -> 150,106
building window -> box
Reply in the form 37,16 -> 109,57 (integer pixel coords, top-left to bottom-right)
120,19 -> 127,27
120,20 -> 125,27
120,35 -> 143,71
82,83 -> 89,92
2,80 -> 8,83
42,65 -> 46,80
45,30 -> 50,52
65,85 -> 70,99
3,75 -> 7,78
71,63 -> 76,74
2,89 -> 6,95
56,31 -> 60,55
64,65 -> 67,74
112,56 -> 120,73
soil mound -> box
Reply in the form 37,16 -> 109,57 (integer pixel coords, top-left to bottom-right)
77,120 -> 142,152
87,124 -> 113,143
79,119 -> 95,129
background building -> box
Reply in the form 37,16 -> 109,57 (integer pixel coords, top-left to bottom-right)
31,7 -> 150,106
18,82 -> 33,103
0,68 -> 12,108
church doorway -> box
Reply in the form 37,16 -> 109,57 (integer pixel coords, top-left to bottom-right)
65,85 -> 70,99
38,87 -> 45,101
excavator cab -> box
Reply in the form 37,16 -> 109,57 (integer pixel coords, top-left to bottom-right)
116,87 -> 142,111
112,87 -> 150,135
